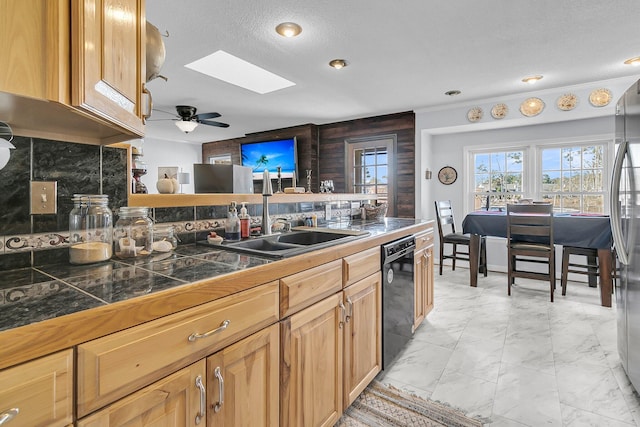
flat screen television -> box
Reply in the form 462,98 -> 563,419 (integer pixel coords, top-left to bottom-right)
240,137 -> 297,179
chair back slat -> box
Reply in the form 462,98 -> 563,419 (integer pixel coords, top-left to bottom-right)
434,200 -> 457,236
507,203 -> 554,244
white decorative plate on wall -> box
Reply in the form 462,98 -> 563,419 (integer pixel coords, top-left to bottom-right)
556,93 -> 578,111
589,88 -> 612,107
467,107 -> 483,122
491,103 -> 508,119
520,97 -> 545,117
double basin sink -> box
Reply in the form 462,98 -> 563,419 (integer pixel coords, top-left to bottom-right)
202,229 -> 370,259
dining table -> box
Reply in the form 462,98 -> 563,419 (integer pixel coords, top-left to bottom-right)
462,211 -> 614,307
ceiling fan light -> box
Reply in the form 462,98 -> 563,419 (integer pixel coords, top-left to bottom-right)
522,75 -> 543,84
624,56 -> 640,66
175,121 -> 198,133
275,22 -> 302,38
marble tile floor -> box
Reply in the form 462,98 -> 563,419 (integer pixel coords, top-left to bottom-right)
377,268 -> 640,426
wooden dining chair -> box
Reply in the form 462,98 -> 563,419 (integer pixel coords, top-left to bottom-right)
506,203 -> 555,301
561,246 -> 618,296
434,200 -> 487,276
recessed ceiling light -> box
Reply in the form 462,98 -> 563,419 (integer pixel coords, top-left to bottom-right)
522,75 -> 543,84
445,90 -> 461,96
329,59 -> 348,69
624,56 -> 640,66
275,22 -> 302,38
184,50 -> 295,94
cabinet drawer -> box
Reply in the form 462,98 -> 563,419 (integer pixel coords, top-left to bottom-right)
77,281 -> 279,417
0,350 -> 73,427
280,259 -> 342,318
415,230 -> 434,251
343,247 -> 380,287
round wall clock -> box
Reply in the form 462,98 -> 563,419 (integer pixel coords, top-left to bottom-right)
438,166 -> 457,185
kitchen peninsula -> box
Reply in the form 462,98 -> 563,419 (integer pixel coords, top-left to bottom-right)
0,218 -> 433,426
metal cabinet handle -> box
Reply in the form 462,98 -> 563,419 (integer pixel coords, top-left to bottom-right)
195,376 -> 206,425
338,301 -> 346,328
188,320 -> 230,342
346,297 -> 353,323
213,367 -> 224,413
141,83 -> 153,125
0,408 -> 19,425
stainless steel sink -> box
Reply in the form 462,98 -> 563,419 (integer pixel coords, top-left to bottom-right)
200,229 -> 369,259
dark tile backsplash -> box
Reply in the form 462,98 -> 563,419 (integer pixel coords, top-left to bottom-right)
0,137 -> 129,269
0,137 -> 366,271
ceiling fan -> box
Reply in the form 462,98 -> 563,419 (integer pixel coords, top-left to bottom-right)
162,105 -> 230,133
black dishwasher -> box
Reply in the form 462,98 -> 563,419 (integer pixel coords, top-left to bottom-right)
381,235 -> 416,369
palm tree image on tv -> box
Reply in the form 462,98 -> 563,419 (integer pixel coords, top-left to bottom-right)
240,138 -> 297,178
254,154 -> 268,171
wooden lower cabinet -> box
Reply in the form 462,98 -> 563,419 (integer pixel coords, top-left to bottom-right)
343,273 -> 382,408
414,246 -> 434,330
0,350 -> 73,427
78,360 -> 206,427
281,293 -> 344,427
207,324 -> 279,426
78,324 -> 280,427
281,273 -> 382,427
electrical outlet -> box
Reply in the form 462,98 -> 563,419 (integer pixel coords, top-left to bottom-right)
325,204 -> 332,220
31,181 -> 57,214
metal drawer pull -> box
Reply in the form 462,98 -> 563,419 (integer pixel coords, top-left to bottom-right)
195,375 -> 206,424
346,297 -> 353,323
188,319 -> 231,342
213,367 -> 224,413
0,408 -> 19,425
339,301 -> 346,328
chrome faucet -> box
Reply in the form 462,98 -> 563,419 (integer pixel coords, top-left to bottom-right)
262,170 -> 273,235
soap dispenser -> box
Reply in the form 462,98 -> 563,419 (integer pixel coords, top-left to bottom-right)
225,201 -> 241,241
239,202 -> 250,238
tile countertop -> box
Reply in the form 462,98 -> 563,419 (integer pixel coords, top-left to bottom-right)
0,218 -> 431,370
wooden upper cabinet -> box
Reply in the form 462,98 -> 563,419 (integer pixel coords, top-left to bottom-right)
0,0 -> 146,144
71,0 -> 146,136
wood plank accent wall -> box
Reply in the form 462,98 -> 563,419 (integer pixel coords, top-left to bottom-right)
201,112 -> 415,217
318,112 -> 415,218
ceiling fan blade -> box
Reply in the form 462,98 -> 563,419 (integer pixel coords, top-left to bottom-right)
195,112 -> 221,120
199,119 -> 230,128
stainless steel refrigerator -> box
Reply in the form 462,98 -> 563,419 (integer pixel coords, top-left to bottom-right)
612,79 -> 640,390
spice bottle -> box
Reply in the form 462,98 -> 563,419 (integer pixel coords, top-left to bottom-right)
113,207 -> 153,258
68,194 -> 113,264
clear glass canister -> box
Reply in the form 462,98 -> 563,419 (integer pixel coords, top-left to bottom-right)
69,194 -> 113,264
113,207 -> 153,259
152,224 -> 178,252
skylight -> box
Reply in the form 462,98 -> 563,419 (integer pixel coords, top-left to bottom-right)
184,50 -> 295,94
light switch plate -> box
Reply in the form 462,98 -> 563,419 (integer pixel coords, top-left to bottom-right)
31,181 -> 57,214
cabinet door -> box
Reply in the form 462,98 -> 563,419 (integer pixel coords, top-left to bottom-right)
0,350 -> 73,427
414,247 -> 434,330
78,360 -> 206,427
281,293 -> 344,427
343,273 -> 382,407
71,0 -> 145,135
207,324 -> 279,427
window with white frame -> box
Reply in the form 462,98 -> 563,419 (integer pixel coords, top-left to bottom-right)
539,144 -> 606,213
472,149 -> 526,211
468,140 -> 609,214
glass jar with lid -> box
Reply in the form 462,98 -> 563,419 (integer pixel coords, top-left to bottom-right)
113,207 -> 153,259
68,194 -> 113,264
152,224 -> 178,252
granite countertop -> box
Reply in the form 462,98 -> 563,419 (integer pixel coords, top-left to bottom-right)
0,218 -> 429,366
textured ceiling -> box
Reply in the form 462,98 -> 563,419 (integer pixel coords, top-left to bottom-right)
144,0 -> 640,143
